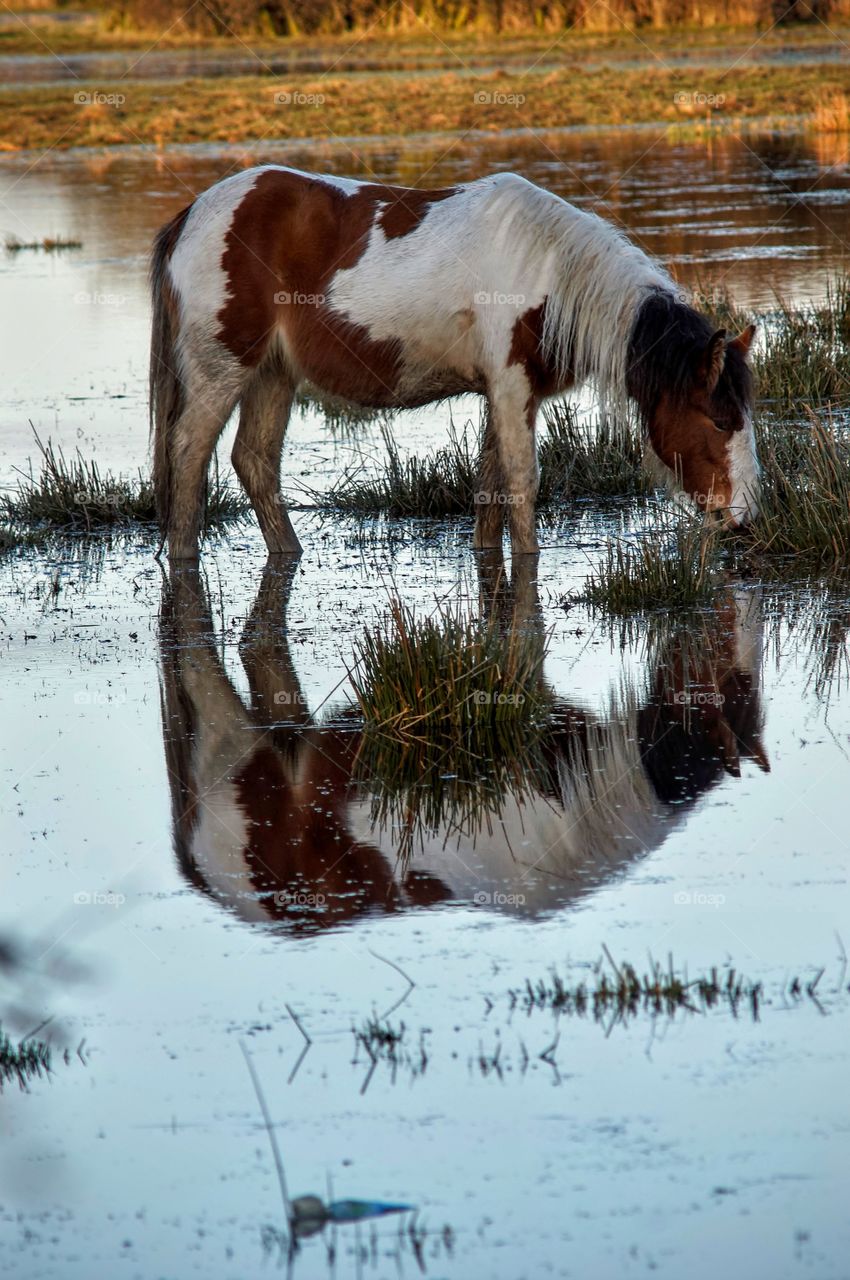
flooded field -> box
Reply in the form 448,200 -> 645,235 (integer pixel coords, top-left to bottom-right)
1,129 -> 849,1278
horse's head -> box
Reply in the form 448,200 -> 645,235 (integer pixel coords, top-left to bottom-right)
629,295 -> 759,528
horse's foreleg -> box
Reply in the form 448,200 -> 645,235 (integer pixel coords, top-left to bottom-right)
487,373 -> 540,556
232,366 -> 300,555
473,408 -> 505,550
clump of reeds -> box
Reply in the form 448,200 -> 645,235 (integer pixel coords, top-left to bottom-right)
574,517 -> 724,615
5,234 -> 83,253
745,409 -> 850,564
312,408 -> 648,519
309,422 -> 477,517
349,594 -> 547,740
1,433 -> 248,533
538,401 -> 648,502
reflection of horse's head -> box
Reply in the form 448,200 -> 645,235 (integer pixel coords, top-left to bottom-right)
158,558 -> 768,933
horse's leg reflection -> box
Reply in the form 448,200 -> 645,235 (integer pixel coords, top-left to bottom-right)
160,560 -> 450,929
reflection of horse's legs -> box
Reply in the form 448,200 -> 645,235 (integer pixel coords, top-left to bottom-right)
239,557 -> 310,729
473,546 -> 543,635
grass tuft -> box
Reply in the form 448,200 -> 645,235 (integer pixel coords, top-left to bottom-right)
573,517 -> 724,615
1,433 -> 248,534
349,594 -> 547,741
745,410 -> 850,565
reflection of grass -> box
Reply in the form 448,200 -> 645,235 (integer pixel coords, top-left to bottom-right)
575,518 -> 723,615
1,434 -> 248,537
0,1026 -> 51,1091
355,724 -> 554,864
350,594 -> 551,858
508,951 -> 832,1029
3,61 -> 849,150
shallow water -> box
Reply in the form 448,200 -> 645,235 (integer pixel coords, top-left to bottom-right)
1,128 -> 850,1278
1,525 -> 849,1279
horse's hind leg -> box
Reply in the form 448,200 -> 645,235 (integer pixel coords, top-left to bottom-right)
232,363 -> 300,555
169,393 -> 239,560
473,407 -> 506,551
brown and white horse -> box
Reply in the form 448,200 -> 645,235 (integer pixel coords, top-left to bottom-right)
150,166 -> 759,560
159,558 -> 769,930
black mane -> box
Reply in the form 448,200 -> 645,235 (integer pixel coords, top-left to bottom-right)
626,289 -> 753,428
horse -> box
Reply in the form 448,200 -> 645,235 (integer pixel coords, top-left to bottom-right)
149,166 -> 759,560
158,557 -> 769,932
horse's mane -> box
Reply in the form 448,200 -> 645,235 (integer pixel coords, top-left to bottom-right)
488,177 -> 676,416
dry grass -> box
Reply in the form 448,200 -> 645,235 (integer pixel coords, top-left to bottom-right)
2,61 -> 848,151
0,433 -> 248,536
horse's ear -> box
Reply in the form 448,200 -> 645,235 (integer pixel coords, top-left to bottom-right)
728,323 -> 756,356
696,328 -> 726,393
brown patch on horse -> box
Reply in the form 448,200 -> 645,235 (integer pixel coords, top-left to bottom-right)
371,184 -> 456,239
216,172 -> 460,404
216,170 -> 396,393
508,302 -> 561,401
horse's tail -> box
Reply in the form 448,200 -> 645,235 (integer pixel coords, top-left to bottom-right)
149,204 -> 192,545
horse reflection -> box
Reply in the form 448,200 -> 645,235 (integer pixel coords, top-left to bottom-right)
159,559 -> 768,930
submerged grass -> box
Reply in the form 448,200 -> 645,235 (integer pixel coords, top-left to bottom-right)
1,433 -> 248,536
